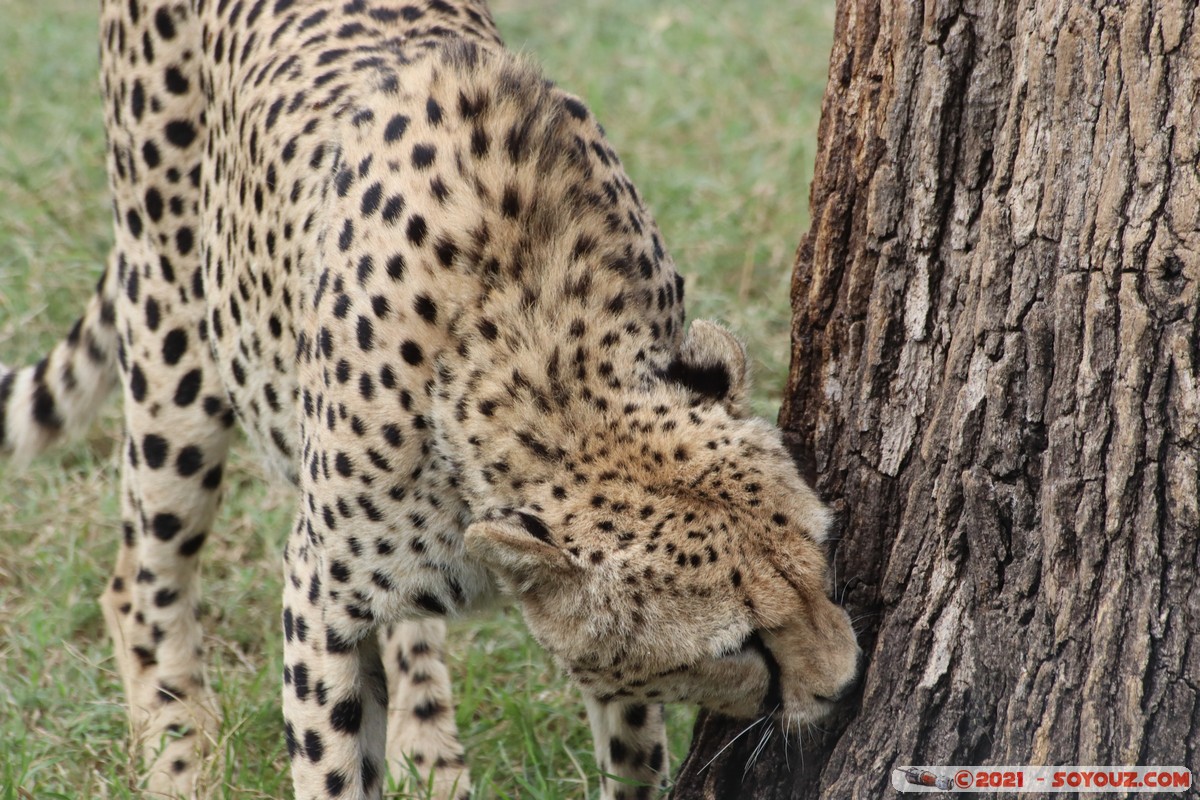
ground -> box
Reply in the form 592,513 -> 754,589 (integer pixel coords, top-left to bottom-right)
0,0 -> 833,796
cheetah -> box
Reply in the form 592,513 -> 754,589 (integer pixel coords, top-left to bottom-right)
0,0 -> 860,798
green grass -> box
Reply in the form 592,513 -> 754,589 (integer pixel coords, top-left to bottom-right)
0,0 -> 834,796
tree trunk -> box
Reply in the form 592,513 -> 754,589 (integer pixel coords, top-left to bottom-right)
673,1 -> 1199,796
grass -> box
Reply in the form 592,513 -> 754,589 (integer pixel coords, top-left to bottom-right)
0,0 -> 834,796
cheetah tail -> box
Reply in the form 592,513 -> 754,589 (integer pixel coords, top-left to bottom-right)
0,265 -> 120,465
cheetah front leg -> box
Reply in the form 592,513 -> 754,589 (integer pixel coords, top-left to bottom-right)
283,519 -> 389,800
584,696 -> 668,800
380,620 -> 471,800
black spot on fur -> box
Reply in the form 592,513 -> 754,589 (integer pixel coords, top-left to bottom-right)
30,383 -> 64,432
413,592 -> 446,615
143,434 -> 169,468
330,696 -> 363,734
386,253 -> 406,280
381,194 -> 405,224
304,729 -> 325,762
129,364 -> 148,402
175,445 -> 203,476
400,340 -> 423,365
162,328 -> 188,365
501,185 -> 520,218
563,96 -> 588,120
179,533 -> 207,556
361,756 -> 379,792
384,113 -> 409,142
357,316 -> 374,351
165,120 -> 197,148
435,237 -> 457,267
360,182 -> 382,215
174,369 -> 202,406
154,7 -> 176,38
406,215 -> 427,246
285,723 -> 299,760
411,294 -> 437,323
152,513 -> 183,541
413,699 -> 443,720
154,588 -> 179,607
648,743 -> 665,772
470,126 -> 489,157
610,737 -> 629,764
324,770 -> 346,796
142,140 -> 161,167
164,66 -> 189,95
326,628 -> 354,654
425,96 -> 442,124
411,143 -> 436,169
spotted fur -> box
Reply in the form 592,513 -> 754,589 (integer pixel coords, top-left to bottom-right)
1,1 -> 859,798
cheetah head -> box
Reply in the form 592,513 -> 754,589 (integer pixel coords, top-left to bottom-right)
466,321 -> 860,729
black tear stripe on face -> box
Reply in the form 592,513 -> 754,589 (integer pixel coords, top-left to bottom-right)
742,631 -> 783,714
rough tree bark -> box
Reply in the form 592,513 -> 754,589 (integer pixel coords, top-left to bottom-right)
673,1 -> 1199,797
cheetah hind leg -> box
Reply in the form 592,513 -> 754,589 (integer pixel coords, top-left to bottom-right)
100,549 -> 221,799
99,522 -> 223,799
381,619 -> 471,800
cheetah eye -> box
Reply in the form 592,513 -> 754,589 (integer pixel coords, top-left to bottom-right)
514,511 -> 553,544
464,510 -> 575,586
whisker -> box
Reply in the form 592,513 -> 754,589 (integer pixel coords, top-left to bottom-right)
804,720 -> 830,750
836,575 -> 863,606
745,726 -> 775,774
698,714 -> 771,774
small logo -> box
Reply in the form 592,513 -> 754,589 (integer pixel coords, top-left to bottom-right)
898,767 -> 954,791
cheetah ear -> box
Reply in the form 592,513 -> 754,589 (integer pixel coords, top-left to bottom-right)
466,510 -> 577,591
662,320 -> 750,417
